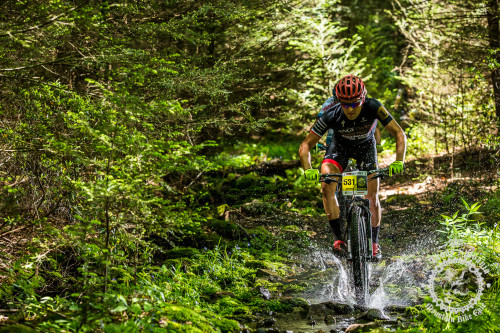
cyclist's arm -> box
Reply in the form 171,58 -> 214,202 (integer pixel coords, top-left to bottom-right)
299,132 -> 321,170
384,119 -> 407,162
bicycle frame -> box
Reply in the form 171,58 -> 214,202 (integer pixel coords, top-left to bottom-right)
320,167 -> 388,304
320,168 -> 387,245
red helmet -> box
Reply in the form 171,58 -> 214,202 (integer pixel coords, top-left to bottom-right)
334,75 -> 367,100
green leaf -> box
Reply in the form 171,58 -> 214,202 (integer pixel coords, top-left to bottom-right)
111,305 -> 128,313
143,302 -> 153,312
217,204 -> 229,216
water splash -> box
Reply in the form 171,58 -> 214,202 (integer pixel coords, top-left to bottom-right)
332,256 -> 353,303
368,257 -> 425,308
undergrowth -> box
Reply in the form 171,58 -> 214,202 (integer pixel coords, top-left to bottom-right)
396,195 -> 500,333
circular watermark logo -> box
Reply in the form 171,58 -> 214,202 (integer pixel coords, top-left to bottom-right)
425,239 -> 491,322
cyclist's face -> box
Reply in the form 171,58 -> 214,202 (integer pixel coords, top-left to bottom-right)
340,98 -> 364,120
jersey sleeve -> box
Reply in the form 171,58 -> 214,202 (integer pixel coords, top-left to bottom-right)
372,100 -> 394,126
310,117 -> 329,138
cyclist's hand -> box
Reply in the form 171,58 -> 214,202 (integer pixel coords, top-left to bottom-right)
388,160 -> 404,177
304,168 -> 320,181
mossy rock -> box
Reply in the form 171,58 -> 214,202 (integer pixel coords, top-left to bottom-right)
248,226 -> 272,238
280,297 -> 310,314
190,232 -> 223,249
156,304 -> 216,332
244,259 -> 267,269
212,318 -> 240,333
234,174 -> 272,190
217,297 -> 251,317
208,220 -> 247,240
165,247 -> 200,259
163,258 -> 187,271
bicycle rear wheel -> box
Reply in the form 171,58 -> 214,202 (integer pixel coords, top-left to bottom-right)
349,205 -> 369,305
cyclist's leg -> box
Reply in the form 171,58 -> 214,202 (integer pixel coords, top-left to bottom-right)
320,162 -> 341,219
322,139 -> 348,243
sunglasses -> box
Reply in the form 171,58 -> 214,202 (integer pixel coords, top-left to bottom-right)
340,99 -> 364,108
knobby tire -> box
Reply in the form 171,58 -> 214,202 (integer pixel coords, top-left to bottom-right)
337,186 -> 346,239
349,205 -> 369,305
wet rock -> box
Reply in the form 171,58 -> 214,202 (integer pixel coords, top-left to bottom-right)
257,286 -> 271,300
257,268 -> 281,278
324,314 -> 336,325
307,303 -> 336,319
279,297 -> 309,317
261,317 -> 276,328
322,301 -> 355,314
384,304 -> 408,313
345,322 -> 380,332
353,303 -> 369,312
357,308 -> 390,321
256,269 -> 282,282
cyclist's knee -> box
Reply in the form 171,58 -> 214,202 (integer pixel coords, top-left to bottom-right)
321,162 -> 341,174
321,181 -> 336,194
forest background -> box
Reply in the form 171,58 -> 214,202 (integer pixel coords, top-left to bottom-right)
0,0 -> 499,332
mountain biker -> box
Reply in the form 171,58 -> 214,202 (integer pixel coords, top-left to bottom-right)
318,92 -> 382,150
299,75 -> 407,259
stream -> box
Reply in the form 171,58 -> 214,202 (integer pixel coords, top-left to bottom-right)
252,236 -> 438,333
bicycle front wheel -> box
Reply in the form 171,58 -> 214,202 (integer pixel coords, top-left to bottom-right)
349,205 -> 369,305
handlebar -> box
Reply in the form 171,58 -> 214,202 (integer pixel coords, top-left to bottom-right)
319,167 -> 389,184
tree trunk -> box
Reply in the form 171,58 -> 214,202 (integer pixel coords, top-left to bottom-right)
487,0 -> 500,132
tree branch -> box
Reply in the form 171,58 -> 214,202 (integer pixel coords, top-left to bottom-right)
0,2 -> 89,38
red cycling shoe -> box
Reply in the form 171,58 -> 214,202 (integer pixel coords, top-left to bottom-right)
333,240 -> 346,252
373,242 -> 382,260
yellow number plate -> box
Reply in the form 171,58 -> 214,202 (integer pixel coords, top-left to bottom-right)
342,171 -> 368,195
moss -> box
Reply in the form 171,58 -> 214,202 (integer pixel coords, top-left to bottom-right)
244,259 -> 267,269
157,304 -> 215,332
212,318 -> 240,333
217,297 -> 251,316
248,226 -> 272,238
282,283 -> 307,293
163,258 -> 184,270
0,325 -> 37,333
208,219 -> 246,240
190,232 -> 223,249
280,297 -> 309,311
250,297 -> 308,315
165,247 -> 200,259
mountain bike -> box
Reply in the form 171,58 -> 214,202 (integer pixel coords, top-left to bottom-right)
320,167 -> 389,305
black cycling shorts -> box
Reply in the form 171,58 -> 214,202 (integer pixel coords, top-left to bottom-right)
323,137 -> 378,173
